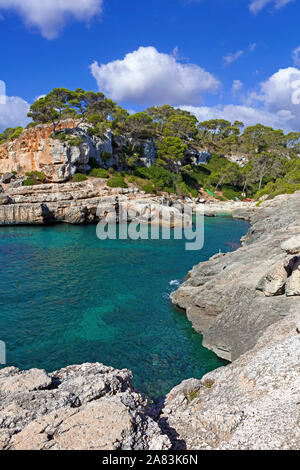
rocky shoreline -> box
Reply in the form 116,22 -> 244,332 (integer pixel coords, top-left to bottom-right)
0,193 -> 299,450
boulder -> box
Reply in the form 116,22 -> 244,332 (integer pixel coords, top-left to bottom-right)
286,258 -> 300,296
256,259 -> 293,296
1,173 -> 14,184
281,234 -> 300,254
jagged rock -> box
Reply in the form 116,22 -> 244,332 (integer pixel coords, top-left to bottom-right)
256,259 -> 292,296
1,172 -> 14,184
0,194 -> 10,205
286,258 -> 300,296
161,312 -> 300,450
0,363 -> 171,451
281,234 -> 300,254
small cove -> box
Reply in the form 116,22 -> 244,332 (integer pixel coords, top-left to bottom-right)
0,216 -> 249,399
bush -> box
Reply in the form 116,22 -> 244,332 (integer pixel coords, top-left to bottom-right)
88,168 -> 109,178
25,171 -> 47,182
23,177 -> 38,186
68,137 -> 84,147
89,158 -> 100,169
72,173 -> 87,182
107,176 -> 128,189
142,183 -> 157,194
24,171 -> 47,185
101,151 -> 112,164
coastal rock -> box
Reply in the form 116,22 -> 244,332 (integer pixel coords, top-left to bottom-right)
286,258 -> 300,296
281,234 -> 300,254
171,192 -> 300,361
0,363 -> 171,451
1,173 -> 14,184
161,312 -> 300,450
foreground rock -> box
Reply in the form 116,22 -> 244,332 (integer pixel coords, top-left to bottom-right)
171,192 -> 300,361
161,312 -> 300,450
0,363 -> 170,450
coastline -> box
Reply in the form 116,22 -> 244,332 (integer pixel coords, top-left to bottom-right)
0,192 -> 299,449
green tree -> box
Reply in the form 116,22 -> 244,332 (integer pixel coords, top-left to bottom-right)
124,112 -> 156,139
157,137 -> 187,173
28,88 -> 71,135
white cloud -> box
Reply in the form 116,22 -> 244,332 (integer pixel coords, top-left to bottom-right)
249,0 -> 294,14
182,66 -> 300,131
292,46 -> 300,67
0,0 -> 103,39
0,96 -> 30,131
90,46 -> 220,106
223,50 -> 244,66
181,104 -> 292,129
249,42 -> 257,52
231,80 -> 244,97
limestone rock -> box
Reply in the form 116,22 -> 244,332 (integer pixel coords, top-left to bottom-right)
256,259 -> 291,296
281,234 -> 300,254
1,173 -> 14,184
286,258 -> 300,296
0,363 -> 171,451
171,191 -> 300,361
161,312 -> 300,450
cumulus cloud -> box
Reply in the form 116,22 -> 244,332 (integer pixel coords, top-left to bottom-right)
180,104 -> 292,129
0,0 -> 103,39
249,0 -> 294,14
90,46 -> 220,106
231,79 -> 244,97
223,50 -> 244,66
0,95 -> 30,131
181,67 -> 300,131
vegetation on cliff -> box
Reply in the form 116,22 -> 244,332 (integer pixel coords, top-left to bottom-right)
2,87 -> 300,199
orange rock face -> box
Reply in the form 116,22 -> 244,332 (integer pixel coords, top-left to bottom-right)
0,120 -> 81,182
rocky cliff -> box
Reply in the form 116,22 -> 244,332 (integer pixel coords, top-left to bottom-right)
171,192 -> 300,362
0,179 -> 188,227
0,120 -> 212,183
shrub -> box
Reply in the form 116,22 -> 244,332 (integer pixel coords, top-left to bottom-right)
23,177 -> 38,186
107,176 -> 128,189
101,151 -> 112,164
68,137 -> 84,147
72,173 -> 87,182
25,171 -> 47,182
142,183 -> 157,194
89,158 -> 100,169
88,168 -> 109,178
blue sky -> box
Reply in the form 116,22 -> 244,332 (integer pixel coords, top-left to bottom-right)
1,0 -> 300,131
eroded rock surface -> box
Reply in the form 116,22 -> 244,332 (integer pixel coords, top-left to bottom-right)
0,363 -> 171,450
171,192 -> 300,361
161,312 -> 300,450
0,179 -> 187,227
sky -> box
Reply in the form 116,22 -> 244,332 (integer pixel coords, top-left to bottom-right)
1,0 -> 300,132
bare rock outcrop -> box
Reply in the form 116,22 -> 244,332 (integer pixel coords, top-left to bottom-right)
171,192 -> 300,361
0,179 -> 187,227
161,312 -> 300,450
0,363 -> 171,450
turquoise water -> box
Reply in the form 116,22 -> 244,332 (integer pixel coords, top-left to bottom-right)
0,217 -> 248,399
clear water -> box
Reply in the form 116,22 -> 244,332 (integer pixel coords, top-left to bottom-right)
0,217 -> 248,399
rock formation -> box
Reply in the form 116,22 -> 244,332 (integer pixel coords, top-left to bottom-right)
0,363 -> 170,450
0,179 -> 189,227
161,311 -> 300,450
171,192 -> 300,361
